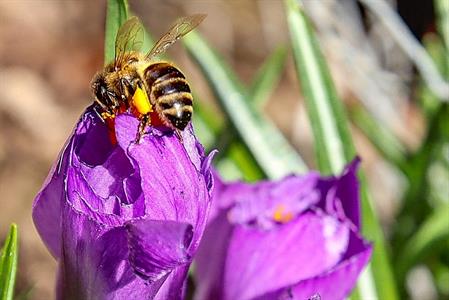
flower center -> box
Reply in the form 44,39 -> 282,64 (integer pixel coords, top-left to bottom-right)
272,204 -> 294,223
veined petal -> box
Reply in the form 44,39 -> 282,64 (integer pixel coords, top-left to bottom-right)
125,218 -> 193,282
66,166 -> 123,226
32,151 -> 68,259
317,158 -> 361,229
253,231 -> 372,300
288,232 -> 372,300
33,106 -> 214,298
115,114 -> 211,254
57,206 -> 154,300
194,160 -> 370,300
153,265 -> 189,300
32,121 -> 77,258
216,173 -> 321,228
224,212 -> 349,300
194,212 -> 233,300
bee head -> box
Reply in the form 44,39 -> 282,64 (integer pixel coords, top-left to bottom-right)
91,74 -> 117,116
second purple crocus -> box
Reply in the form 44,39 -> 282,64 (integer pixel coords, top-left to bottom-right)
33,107 -> 214,299
194,160 -> 372,300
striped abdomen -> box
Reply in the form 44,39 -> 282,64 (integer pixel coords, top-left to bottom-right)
144,62 -> 193,130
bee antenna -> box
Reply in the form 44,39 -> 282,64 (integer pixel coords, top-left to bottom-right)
93,105 -> 106,123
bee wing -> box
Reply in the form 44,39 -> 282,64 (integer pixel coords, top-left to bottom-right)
145,14 -> 206,61
115,16 -> 144,66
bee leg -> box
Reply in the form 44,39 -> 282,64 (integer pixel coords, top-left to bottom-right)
120,78 -> 133,101
136,79 -> 145,90
175,129 -> 183,143
93,105 -> 106,123
107,91 -> 120,109
135,114 -> 151,144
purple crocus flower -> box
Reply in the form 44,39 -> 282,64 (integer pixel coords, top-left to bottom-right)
194,160 -> 372,300
33,106 -> 214,300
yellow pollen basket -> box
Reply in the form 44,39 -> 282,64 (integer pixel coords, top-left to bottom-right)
101,112 -> 115,119
132,86 -> 153,115
273,204 -> 294,223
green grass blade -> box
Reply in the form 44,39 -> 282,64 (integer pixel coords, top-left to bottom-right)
285,0 -> 399,299
104,0 -> 129,65
192,96 -> 223,137
436,0 -> 449,56
184,31 -> 307,179
420,35 -> 447,116
212,128 -> 265,181
226,142 -> 265,181
249,46 -> 288,107
396,205 -> 449,280
286,0 -> 353,175
0,224 -> 18,300
192,111 -> 219,151
216,158 -> 244,181
350,104 -> 407,167
401,104 -> 448,212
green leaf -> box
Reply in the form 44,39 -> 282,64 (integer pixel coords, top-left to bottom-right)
184,31 -> 307,179
192,111 -> 219,151
396,205 -> 449,280
403,104 -> 448,210
216,158 -> 244,181
350,104 -> 407,167
0,224 -> 18,300
420,34 -> 447,116
193,96 -> 223,136
286,0 -> 354,175
436,0 -> 449,56
285,0 -> 399,299
226,141 -> 265,181
104,0 -> 129,65
249,46 -> 288,107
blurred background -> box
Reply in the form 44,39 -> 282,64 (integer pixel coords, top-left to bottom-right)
0,0 -> 447,299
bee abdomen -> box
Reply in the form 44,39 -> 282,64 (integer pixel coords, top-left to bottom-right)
152,77 -> 191,99
157,92 -> 193,109
144,62 -> 194,130
163,105 -> 193,131
144,62 -> 186,87
157,93 -> 193,130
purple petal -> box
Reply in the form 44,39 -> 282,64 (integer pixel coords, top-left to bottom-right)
206,172 -> 229,223
77,147 -> 134,204
32,125 -> 76,258
33,107 -> 214,298
125,218 -> 193,282
194,211 -> 233,300
56,206 -> 154,300
288,233 -> 372,300
254,231 -> 372,300
317,158 -> 361,229
333,158 -> 361,229
194,160 -> 369,300
66,166 -> 122,226
74,111 -> 114,166
223,212 -> 349,300
115,114 -> 211,253
180,124 -> 204,172
217,173 -> 321,228
153,266 -> 189,300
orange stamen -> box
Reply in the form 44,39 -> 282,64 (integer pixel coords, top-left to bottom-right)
273,204 -> 294,223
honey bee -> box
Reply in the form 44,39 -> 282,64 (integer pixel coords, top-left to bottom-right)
91,14 -> 206,141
